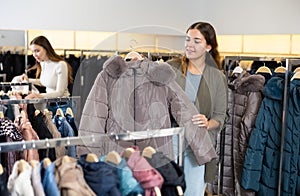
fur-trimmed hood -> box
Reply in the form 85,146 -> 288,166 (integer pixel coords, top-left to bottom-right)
78,55 -> 217,166
229,71 -> 265,94
103,55 -> 176,86
262,76 -> 284,101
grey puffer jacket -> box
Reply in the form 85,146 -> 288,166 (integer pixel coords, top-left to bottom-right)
77,55 -> 216,165
208,71 -> 265,196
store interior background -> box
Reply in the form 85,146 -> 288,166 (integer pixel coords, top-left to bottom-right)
1,0 -> 300,65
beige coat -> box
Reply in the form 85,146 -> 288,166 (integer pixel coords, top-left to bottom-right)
54,156 -> 96,196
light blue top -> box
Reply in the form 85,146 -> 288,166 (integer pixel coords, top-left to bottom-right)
185,70 -> 202,104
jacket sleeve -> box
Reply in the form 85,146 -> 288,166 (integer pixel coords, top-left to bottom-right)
168,81 -> 217,165
239,92 -> 263,162
77,71 -> 109,156
240,100 -> 268,191
211,72 -> 228,133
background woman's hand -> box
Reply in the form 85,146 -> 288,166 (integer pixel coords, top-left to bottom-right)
25,93 -> 42,99
192,114 -> 209,129
21,74 -> 29,82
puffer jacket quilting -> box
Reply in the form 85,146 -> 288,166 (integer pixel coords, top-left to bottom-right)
78,55 -> 216,165
241,76 -> 300,196
209,71 -> 265,196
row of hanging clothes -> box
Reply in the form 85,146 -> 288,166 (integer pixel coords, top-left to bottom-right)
65,50 -> 113,113
0,104 -> 78,169
0,126 -> 186,196
208,57 -> 300,196
0,146 -> 185,196
0,85 -> 79,184
0,50 -> 27,82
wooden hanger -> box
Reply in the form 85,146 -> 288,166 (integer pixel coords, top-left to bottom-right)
124,51 -> 143,61
62,155 -> 71,164
123,147 -> 135,159
142,146 -> 156,159
0,164 -> 3,175
274,66 -> 286,73
65,107 -> 74,117
294,67 -> 300,73
56,108 -> 65,117
34,109 -> 40,116
154,187 -> 162,196
86,153 -> 99,162
21,110 -> 27,119
43,158 -> 52,169
176,186 -> 184,196
255,65 -> 272,75
105,151 -> 121,165
43,108 -> 49,113
18,159 -> 27,174
30,160 -> 39,168
0,111 -> 4,119
291,71 -> 300,81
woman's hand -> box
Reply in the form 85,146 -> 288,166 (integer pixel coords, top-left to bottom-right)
21,74 -> 29,82
192,114 -> 209,129
25,93 -> 43,99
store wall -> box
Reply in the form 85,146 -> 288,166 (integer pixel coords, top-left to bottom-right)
1,0 -> 300,35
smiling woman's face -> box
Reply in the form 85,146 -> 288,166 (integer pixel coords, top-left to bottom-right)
185,29 -> 211,60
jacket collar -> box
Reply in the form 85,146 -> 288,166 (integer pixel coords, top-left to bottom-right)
229,71 -> 265,93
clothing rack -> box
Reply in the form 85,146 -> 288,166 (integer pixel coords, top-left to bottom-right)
224,55 -> 284,73
218,55 -> 263,195
63,49 -> 182,62
277,58 -> 300,196
63,49 -> 118,64
0,95 -> 80,105
0,82 -> 32,92
223,56 -> 261,79
222,56 -> 300,196
0,127 -> 185,166
118,51 -> 182,61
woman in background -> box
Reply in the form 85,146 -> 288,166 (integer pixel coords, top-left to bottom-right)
22,35 -> 73,99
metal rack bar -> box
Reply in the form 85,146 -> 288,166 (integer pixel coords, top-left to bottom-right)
277,58 -> 300,196
0,82 -> 32,91
0,127 -> 185,165
0,96 -> 80,105
223,56 -> 300,195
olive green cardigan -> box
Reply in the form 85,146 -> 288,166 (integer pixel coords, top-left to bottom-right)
168,54 -> 228,182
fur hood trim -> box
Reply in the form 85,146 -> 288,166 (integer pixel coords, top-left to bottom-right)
103,55 -> 176,85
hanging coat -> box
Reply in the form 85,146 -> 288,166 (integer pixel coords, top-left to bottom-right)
241,76 -> 300,196
78,55 -> 216,166
208,71 -> 265,196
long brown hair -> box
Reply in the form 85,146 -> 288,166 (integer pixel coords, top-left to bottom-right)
181,22 -> 222,74
29,36 -> 73,84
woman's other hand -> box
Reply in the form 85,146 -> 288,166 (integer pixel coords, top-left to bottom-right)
21,74 -> 29,82
192,114 -> 209,129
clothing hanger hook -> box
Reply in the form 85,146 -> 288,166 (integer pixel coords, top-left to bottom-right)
31,140 -> 36,149
45,138 -> 50,158
22,140 -> 26,150
66,137 -> 70,146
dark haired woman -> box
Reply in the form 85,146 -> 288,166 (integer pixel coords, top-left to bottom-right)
22,35 -> 73,99
168,22 -> 228,195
